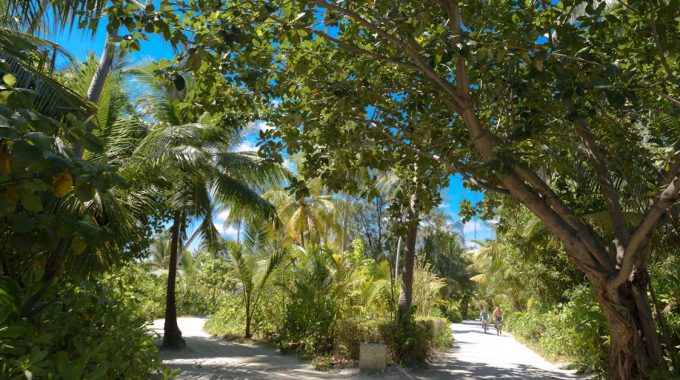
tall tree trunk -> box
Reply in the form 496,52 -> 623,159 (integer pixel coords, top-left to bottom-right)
74,30 -> 118,158
394,235 -> 402,284
86,30 -> 118,104
244,296 -> 252,338
460,292 -> 470,320
341,204 -> 348,252
398,211 -> 419,318
593,268 -> 664,379
236,220 -> 242,244
377,197 -> 383,254
163,211 -> 185,348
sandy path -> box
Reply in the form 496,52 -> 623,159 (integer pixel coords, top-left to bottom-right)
151,318 -> 583,380
151,317 -> 361,379
415,320 -> 584,379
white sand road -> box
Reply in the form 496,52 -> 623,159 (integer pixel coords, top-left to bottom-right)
151,318 -> 584,379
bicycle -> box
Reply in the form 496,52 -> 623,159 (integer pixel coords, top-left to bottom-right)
495,317 -> 503,335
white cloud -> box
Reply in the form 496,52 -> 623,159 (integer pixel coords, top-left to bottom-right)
463,220 -> 485,234
283,157 -> 297,171
465,241 -> 481,250
216,209 -> 230,222
462,220 -> 495,241
233,140 -> 258,153
246,120 -> 275,134
216,223 -> 239,239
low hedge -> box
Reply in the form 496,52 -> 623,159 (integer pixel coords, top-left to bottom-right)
334,316 -> 452,365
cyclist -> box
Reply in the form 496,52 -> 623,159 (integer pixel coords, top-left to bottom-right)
494,305 -> 504,335
479,306 -> 490,334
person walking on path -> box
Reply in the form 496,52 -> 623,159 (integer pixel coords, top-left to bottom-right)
479,306 -> 490,334
494,305 -> 504,335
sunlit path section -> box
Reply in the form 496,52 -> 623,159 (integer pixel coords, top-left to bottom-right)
409,321 -> 584,380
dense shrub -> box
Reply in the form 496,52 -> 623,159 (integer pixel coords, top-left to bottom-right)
105,260 -> 235,319
0,272 -> 169,379
334,318 -> 390,360
387,314 -> 452,365
506,285 -> 608,373
104,265 -> 166,318
334,316 -> 452,365
282,287 -> 337,355
442,302 -> 463,323
207,242 -> 453,367
205,294 -> 246,338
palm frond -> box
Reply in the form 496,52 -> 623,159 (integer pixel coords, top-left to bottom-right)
1,0 -> 107,35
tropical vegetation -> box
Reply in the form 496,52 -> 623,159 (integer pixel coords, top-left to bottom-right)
0,0 -> 678,379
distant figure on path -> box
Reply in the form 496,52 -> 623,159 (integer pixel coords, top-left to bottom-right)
479,306 -> 490,334
494,305 -> 504,335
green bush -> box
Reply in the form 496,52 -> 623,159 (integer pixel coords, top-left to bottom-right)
418,317 -> 453,349
103,264 -> 166,318
205,294 -> 247,338
104,260 -> 236,320
282,289 -> 337,356
334,318 -> 390,360
506,285 -> 608,373
442,302 -> 463,323
334,315 -> 452,365
0,272 -> 169,379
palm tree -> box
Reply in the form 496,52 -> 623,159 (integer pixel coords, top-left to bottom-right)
0,16 -> 158,281
228,222 -> 288,338
146,231 -> 172,269
129,63 -> 288,348
264,176 -> 343,246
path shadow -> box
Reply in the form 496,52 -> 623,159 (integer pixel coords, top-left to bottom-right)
419,361 -> 583,379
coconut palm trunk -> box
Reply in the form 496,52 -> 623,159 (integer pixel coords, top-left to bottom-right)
163,210 -> 185,348
86,30 -> 117,103
73,29 -> 118,158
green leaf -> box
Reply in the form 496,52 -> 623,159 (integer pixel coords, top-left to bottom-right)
3,74 -> 17,88
9,213 -> 34,233
20,189 -> 42,212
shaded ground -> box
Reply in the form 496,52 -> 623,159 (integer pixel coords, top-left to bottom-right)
151,318 -> 583,379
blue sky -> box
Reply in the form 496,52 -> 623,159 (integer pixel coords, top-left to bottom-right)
53,22 -> 494,247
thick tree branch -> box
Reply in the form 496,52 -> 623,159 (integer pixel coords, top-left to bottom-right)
438,0 -> 613,274
512,164 -> 614,271
458,106 -> 608,275
319,0 -> 611,276
609,171 -> 680,289
573,119 -> 630,246
440,0 -> 469,93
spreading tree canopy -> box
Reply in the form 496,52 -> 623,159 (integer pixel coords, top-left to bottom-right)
173,1 -> 678,377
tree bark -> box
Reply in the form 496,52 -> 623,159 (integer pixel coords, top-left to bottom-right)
593,269 -> 665,379
398,211 -> 419,318
245,296 -> 252,338
74,29 -> 118,158
163,211 -> 185,348
86,30 -> 118,104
